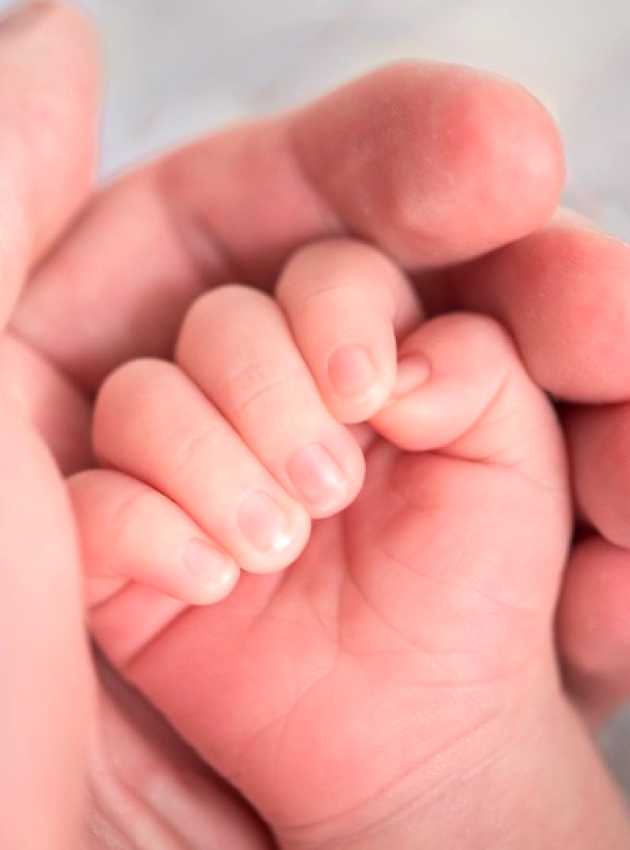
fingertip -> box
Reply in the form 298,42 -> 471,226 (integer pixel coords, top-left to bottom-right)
0,0 -> 102,329
276,238 -> 420,425
371,353 -> 433,451
391,63 -> 565,262
235,488 -> 312,576
183,539 -> 240,605
295,61 -> 564,266
287,436 -> 365,519
390,353 -> 432,400
326,343 -> 395,423
70,468 -> 242,607
4,0 -> 103,156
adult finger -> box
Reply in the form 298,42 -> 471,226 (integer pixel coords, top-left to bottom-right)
555,401 -> 630,723
566,402 -> 630,549
0,1 -> 99,328
0,4 -> 99,846
444,213 -> 630,402
0,332 -> 92,473
452,217 -> 630,721
12,61 -> 563,388
0,407 -> 93,850
562,398 -> 630,716
557,535 -> 630,726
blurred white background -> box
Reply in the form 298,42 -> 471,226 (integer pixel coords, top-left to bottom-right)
10,0 -> 630,793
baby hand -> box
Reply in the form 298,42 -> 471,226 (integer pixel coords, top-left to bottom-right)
72,238 -> 577,847
72,238 -> 423,604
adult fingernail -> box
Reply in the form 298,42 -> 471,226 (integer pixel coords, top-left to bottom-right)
391,354 -> 431,399
328,344 -> 376,399
185,539 -> 239,603
287,443 -> 346,510
238,491 -> 294,553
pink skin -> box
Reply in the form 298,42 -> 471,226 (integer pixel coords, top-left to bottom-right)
9,42 -> 630,723
0,5 -> 98,848
73,238 -> 575,845
0,5 -> 269,848
1,3 -> 630,845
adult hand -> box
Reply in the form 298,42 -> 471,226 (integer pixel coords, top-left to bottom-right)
0,4 -> 271,849
0,4 -> 96,847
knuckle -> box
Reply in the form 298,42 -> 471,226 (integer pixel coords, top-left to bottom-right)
97,357 -> 167,409
181,284 -> 263,333
97,359 -> 161,403
94,358 -> 178,454
277,238 -> 401,317
170,422 -> 222,479
276,238 -> 353,298
177,285 -> 272,361
441,312 -> 515,358
222,360 -> 301,419
109,486 -> 158,556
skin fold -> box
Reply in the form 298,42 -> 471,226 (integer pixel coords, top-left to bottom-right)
75,257 -> 628,847
2,2 -> 630,846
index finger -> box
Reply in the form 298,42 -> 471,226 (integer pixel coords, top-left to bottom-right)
12,61 -> 564,388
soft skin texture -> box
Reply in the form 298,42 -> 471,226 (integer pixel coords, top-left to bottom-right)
2,3 -> 630,845
88,653 -> 273,850
9,38 -> 630,722
12,61 -> 564,388
0,4 -> 99,848
0,5 -> 270,849
74,241 -> 629,848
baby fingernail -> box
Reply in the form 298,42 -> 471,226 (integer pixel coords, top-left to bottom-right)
238,490 -> 293,553
288,443 -> 346,510
328,345 -> 376,399
185,539 -> 239,602
392,354 -> 431,399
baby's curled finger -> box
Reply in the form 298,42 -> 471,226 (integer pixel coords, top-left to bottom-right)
93,359 -> 311,576
371,312 -> 564,484
176,285 -> 365,518
69,469 -> 240,606
276,238 -> 422,424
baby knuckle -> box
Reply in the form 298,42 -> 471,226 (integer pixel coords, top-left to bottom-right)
109,487 -> 159,555
177,285 -> 274,362
277,238 -> 400,313
94,358 -> 179,451
223,360 -> 301,418
97,358 -> 172,413
181,285 -> 265,332
443,312 -> 515,358
170,423 -> 222,478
